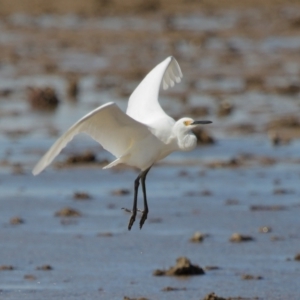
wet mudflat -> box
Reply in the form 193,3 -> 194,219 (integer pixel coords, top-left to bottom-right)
1,139 -> 300,300
1,1 -> 300,299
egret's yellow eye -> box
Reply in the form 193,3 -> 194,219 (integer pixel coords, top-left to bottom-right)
184,120 -> 192,126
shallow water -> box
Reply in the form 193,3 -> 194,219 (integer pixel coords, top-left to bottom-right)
1,135 -> 300,299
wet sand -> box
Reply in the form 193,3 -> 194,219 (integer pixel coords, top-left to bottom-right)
1,1 -> 300,299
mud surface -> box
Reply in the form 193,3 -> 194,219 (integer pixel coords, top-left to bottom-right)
1,1 -> 300,299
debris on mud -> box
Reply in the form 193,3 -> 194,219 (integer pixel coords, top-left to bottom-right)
162,286 -> 187,291
229,233 -> 254,243
65,151 -> 97,164
36,265 -> 53,270
0,88 -> 13,97
202,292 -> 226,300
201,189 -> 213,196
217,100 -> 234,117
268,132 -> 291,146
225,198 -> 240,205
190,231 -> 209,243
55,207 -> 82,217
66,75 -> 79,100
273,188 -> 294,195
0,265 -> 14,271
24,274 -> 37,280
241,274 -> 263,280
192,128 -> 215,145
73,191 -> 92,200
258,156 -> 277,166
267,115 -> 300,130
10,216 -> 25,225
123,297 -> 149,300
227,123 -> 257,135
294,253 -> 300,261
27,87 -> 60,110
244,74 -> 264,90
266,115 -> 300,140
270,236 -> 285,241
11,163 -> 25,175
275,83 -> 300,95
258,226 -> 272,233
111,188 -> 130,196
97,232 -> 113,237
206,157 -> 243,169
153,257 -> 205,276
204,266 -> 221,271
148,217 -> 163,224
250,205 -> 286,211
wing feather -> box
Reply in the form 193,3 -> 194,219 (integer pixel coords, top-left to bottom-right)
32,102 -> 150,175
126,56 -> 182,125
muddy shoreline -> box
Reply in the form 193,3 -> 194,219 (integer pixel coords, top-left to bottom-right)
1,1 -> 300,299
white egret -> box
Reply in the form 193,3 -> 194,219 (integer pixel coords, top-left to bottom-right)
33,56 -> 212,230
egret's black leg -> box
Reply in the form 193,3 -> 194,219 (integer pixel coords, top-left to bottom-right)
139,167 -> 151,229
128,174 -> 141,230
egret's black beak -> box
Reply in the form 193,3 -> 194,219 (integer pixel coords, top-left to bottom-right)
191,120 -> 212,125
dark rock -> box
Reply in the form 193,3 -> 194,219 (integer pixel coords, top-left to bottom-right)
202,292 -> 226,300
153,257 -> 205,276
10,216 -> 25,225
0,265 -> 14,271
27,87 -> 60,110
55,207 -> 81,217
190,231 -> 209,243
36,265 -> 53,270
73,192 -> 92,200
229,233 -> 254,242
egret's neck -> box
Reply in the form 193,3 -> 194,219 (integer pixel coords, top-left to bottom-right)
176,130 -> 197,152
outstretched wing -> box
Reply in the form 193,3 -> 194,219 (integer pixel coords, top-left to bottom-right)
32,102 -> 150,175
126,56 -> 182,125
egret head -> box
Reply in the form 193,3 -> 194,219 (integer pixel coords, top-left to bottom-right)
173,117 -> 212,151
176,117 -> 212,132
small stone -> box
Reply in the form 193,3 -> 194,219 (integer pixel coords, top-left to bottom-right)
204,266 -> 220,271
225,198 -> 239,205
202,292 -> 226,300
73,192 -> 92,200
153,257 -> 205,276
273,188 -> 294,195
250,205 -> 286,211
294,253 -> 300,261
97,232 -> 113,237
123,297 -> 149,300
162,286 -> 186,291
55,207 -> 81,217
190,231 -> 209,243
10,217 -> 25,225
112,189 -> 130,196
65,151 -> 96,164
24,274 -> 37,280
36,265 -> 53,271
0,265 -> 14,271
192,128 -> 214,145
201,190 -> 212,196
67,76 -> 79,99
241,274 -> 263,280
27,87 -> 59,110
229,233 -> 254,243
218,100 -> 234,117
258,226 -> 272,233
270,236 -> 285,241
